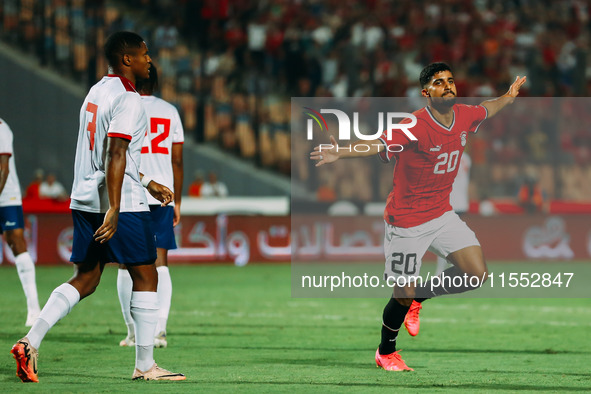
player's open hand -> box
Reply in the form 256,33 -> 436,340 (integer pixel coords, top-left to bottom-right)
507,76 -> 527,98
94,207 -> 119,243
147,181 -> 174,206
310,135 -> 340,167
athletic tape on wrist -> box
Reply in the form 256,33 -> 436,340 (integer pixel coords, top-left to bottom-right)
141,175 -> 153,188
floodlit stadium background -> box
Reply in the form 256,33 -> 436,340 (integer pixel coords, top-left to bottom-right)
1,1 -> 590,268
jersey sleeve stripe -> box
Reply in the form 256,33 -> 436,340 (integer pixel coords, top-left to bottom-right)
107,133 -> 133,141
0,153 -> 12,156
172,142 -> 184,145
377,137 -> 391,163
473,105 -> 488,134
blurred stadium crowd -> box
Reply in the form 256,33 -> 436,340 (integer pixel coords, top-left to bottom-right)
1,0 -> 591,202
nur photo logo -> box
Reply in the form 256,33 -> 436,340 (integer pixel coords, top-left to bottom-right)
304,107 -> 418,142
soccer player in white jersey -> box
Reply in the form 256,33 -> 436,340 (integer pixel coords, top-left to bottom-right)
0,118 -> 41,327
10,32 -> 185,382
118,64 -> 184,348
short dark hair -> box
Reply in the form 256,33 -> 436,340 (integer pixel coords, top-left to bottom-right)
419,62 -> 452,88
136,63 -> 158,94
104,31 -> 145,67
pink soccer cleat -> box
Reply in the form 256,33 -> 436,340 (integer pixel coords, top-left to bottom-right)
375,348 -> 414,371
404,300 -> 422,337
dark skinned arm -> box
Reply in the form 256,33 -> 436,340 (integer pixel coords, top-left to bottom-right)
139,172 -> 174,206
0,155 -> 9,196
94,136 -> 128,243
480,76 -> 527,118
171,143 -> 183,226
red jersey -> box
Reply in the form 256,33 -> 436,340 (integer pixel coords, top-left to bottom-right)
379,104 -> 487,228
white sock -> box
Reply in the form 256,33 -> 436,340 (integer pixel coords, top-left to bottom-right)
15,252 -> 40,313
131,291 -> 157,372
436,256 -> 449,276
27,283 -> 80,349
155,266 -> 172,335
117,268 -> 134,338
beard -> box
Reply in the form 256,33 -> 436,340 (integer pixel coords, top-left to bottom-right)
430,95 -> 456,111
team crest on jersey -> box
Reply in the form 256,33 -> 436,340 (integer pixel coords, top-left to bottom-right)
460,132 -> 467,147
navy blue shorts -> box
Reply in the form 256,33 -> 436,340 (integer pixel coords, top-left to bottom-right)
150,205 -> 177,250
0,205 -> 24,233
70,210 -> 157,265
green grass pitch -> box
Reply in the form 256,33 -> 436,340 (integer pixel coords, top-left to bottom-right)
0,263 -> 590,392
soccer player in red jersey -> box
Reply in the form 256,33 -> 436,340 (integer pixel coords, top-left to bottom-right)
311,63 -> 526,371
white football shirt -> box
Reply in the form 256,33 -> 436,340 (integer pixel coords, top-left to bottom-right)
139,95 -> 184,205
450,153 -> 471,213
0,119 -> 22,207
70,75 -> 149,213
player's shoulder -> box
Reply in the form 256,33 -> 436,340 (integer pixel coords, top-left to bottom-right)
453,104 -> 488,127
143,95 -> 178,113
402,107 -> 432,136
143,95 -> 171,106
397,107 -> 428,125
412,107 -> 430,120
0,118 -> 12,136
106,74 -> 137,93
88,76 -> 140,103
111,87 -> 143,109
454,103 -> 484,114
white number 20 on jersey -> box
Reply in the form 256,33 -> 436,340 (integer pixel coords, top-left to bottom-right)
433,150 -> 460,174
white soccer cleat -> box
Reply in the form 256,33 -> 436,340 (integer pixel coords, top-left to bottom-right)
132,363 -> 185,381
154,331 -> 167,348
119,335 -> 135,347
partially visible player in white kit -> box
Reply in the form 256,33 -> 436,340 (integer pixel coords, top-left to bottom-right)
435,153 -> 471,275
10,31 -> 185,382
0,119 -> 41,326
118,63 -> 184,348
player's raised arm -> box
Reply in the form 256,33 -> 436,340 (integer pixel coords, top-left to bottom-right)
310,135 -> 385,167
480,76 -> 527,118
